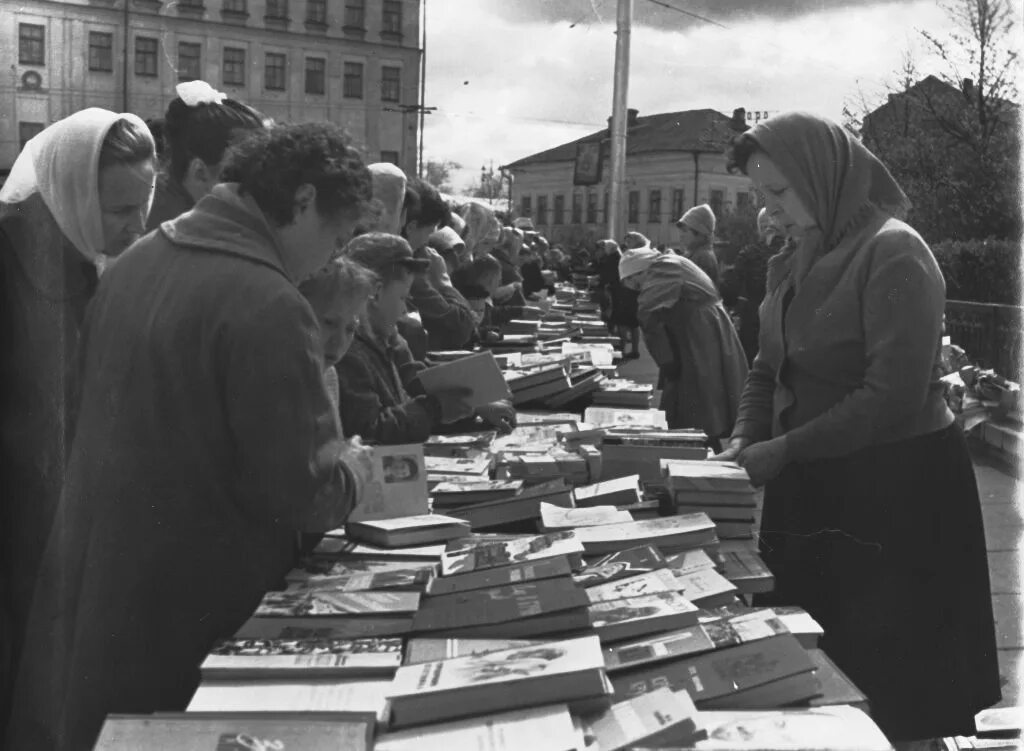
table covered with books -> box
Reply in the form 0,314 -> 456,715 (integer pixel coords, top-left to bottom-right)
92,282 -> 898,751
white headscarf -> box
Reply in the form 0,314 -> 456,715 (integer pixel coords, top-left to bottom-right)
368,162 -> 407,235
0,108 -> 154,264
618,247 -> 660,280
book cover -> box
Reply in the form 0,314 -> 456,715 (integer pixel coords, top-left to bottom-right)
200,637 -> 403,678
346,514 -> 470,548
692,706 -> 892,750
588,592 -> 699,643
235,616 -> 414,640
93,713 -> 374,751
582,687 -> 702,751
447,484 -> 574,531
583,407 -> 668,429
313,537 -> 446,560
283,568 -> 432,592
603,624 -> 718,672
573,545 -> 668,587
425,454 -> 493,477
806,648 -> 870,713
346,444 -> 429,523
539,503 -> 633,531
427,555 -> 575,596
665,548 -> 718,576
574,514 -> 717,555
432,479 -> 525,506
413,577 -> 590,633
610,634 -> 817,708
403,637 -> 546,665
716,548 -> 775,595
585,569 -> 683,604
375,704 -> 579,751
573,475 -> 643,508
661,459 -> 755,493
186,678 -> 392,720
417,351 -> 512,408
670,567 -> 739,609
254,590 -> 420,617
385,635 -> 609,728
439,531 -> 585,576
286,558 -> 436,585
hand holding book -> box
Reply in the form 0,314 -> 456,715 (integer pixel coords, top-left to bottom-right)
474,400 -> 516,434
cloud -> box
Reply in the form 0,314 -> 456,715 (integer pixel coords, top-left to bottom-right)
422,0 -> 980,194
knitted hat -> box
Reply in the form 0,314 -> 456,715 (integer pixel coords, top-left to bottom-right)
618,247 -> 660,280
676,203 -> 716,237
427,226 -> 464,254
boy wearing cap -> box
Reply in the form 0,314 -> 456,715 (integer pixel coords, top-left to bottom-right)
336,233 -> 515,444
675,203 -> 720,289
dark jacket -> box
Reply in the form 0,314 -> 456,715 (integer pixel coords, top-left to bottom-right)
7,185 -> 360,750
145,171 -> 194,231
0,195 -> 98,739
408,248 -> 477,351
335,329 -> 442,444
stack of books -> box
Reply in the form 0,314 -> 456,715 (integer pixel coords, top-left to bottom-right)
600,429 -> 709,484
504,361 -> 572,406
444,478 -> 575,531
661,459 -> 760,539
591,378 -> 656,408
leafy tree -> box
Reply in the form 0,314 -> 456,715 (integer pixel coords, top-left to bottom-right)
422,159 -> 460,195
844,0 -> 1020,242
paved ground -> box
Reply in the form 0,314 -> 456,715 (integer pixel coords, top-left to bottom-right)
617,339 -> 1024,712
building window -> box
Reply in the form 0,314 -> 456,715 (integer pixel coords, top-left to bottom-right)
536,195 -> 548,225
343,62 -> 364,98
179,0 -> 204,7
88,31 -> 113,72
19,122 -> 44,150
382,0 -> 402,37
177,42 -> 201,82
627,191 -> 639,224
223,47 -> 246,86
266,0 -> 288,19
520,196 -> 532,217
265,53 -> 287,90
380,66 -> 400,102
571,193 -> 582,224
380,150 -> 400,165
19,24 -> 45,66
648,189 -> 662,223
709,189 -> 724,218
736,190 -> 752,213
586,192 -> 597,224
344,0 -> 366,29
304,57 -> 325,94
223,0 -> 247,11
135,37 -> 158,77
306,0 -> 327,24
671,188 -> 685,222
553,194 -> 565,225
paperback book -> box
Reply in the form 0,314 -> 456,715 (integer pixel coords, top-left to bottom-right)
427,555 -> 575,596
582,687 -> 703,750
439,531 -> 585,576
588,592 -> 699,643
345,514 -> 470,548
200,637 -> 404,679
572,545 -> 668,587
539,503 -> 633,531
573,513 -> 718,555
346,444 -> 429,523
584,569 -> 685,604
254,590 -> 420,618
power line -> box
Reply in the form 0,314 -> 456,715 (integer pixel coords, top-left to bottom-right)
642,0 -> 729,30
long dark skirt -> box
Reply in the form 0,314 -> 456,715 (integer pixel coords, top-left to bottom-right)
754,424 -> 1001,741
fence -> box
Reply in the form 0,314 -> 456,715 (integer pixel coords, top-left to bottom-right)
945,300 -> 1023,382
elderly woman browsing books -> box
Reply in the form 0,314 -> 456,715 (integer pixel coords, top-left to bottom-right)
7,123 -> 377,751
714,111 -> 1000,746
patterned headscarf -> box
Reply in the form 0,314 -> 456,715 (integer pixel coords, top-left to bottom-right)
460,201 -> 502,258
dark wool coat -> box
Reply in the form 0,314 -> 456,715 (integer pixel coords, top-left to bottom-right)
6,185 -> 360,750
0,195 -> 98,739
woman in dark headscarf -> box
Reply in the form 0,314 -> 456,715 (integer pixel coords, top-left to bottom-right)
715,112 -> 1000,745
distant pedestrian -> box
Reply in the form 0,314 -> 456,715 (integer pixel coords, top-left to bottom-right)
674,203 -> 720,288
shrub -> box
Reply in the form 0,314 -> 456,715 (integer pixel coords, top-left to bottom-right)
931,238 -> 1021,305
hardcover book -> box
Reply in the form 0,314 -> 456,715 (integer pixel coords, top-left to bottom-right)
665,548 -> 718,576
417,351 -> 512,408
375,704 -> 580,751
427,555 -> 575,596
588,592 -> 699,643
439,531 -> 585,576
254,590 -> 420,618
385,635 -> 611,728
186,678 -> 392,720
412,577 -> 591,636
403,637 -> 545,665
574,514 -> 717,556
715,547 -> 776,595
286,558 -> 436,585
572,475 -> 643,508
200,637 -> 403,679
582,687 -> 703,750
431,479 -> 524,506
661,459 -> 756,494
572,545 -> 667,587
691,706 -> 891,750
539,502 -> 633,531
584,569 -> 684,604
234,616 -> 415,640
312,537 -> 447,561
425,454 -> 493,477
447,481 -> 574,531
345,514 -> 470,548
670,567 -> 739,609
346,444 -> 429,523
93,713 -> 375,751
283,566 -> 433,592
610,634 -> 819,709
583,407 -> 668,429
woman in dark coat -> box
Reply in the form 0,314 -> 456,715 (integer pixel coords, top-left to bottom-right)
715,112 -> 1000,744
6,123 -> 372,750
0,109 -> 156,742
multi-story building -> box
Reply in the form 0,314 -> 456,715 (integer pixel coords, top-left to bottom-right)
0,0 -> 422,176
502,107 -> 753,249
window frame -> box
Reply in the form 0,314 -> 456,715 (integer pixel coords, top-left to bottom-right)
134,36 -> 159,78
19,24 -> 45,66
536,195 -> 548,225
382,0 -> 403,35
265,0 -> 289,19
343,61 -> 364,98
304,56 -> 326,95
177,41 -> 201,82
306,0 -> 327,24
571,193 -> 582,224
222,46 -> 246,87
586,191 -> 598,224
264,52 -> 287,91
88,31 -> 114,73
343,0 -> 366,29
671,188 -> 685,222
627,190 -> 640,224
553,194 -> 565,225
380,65 -> 401,103
648,188 -> 662,223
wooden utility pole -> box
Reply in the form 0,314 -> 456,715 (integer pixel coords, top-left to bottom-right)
607,0 -> 632,241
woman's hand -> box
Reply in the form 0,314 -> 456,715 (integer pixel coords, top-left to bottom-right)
710,436 -> 751,463
735,436 -> 789,487
338,435 -> 375,488
474,400 -> 516,434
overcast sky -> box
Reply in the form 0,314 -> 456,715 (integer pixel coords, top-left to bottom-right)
420,0 -> 1016,193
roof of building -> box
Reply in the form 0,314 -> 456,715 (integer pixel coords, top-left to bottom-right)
502,108 -> 740,170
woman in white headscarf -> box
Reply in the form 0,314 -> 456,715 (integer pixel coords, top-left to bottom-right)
619,232 -> 747,445
715,112 -> 999,746
0,108 -> 155,738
